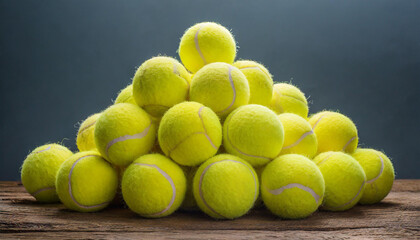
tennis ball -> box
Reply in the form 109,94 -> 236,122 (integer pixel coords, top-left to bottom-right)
179,22 -> 236,73
76,113 -> 101,152
21,144 -> 73,203
122,154 -> 186,218
94,103 -> 156,167
56,151 -> 118,212
233,60 -> 273,106
352,148 -> 395,204
115,84 -> 136,105
313,151 -> 366,211
278,113 -> 318,158
223,104 -> 284,167
190,62 -> 250,118
309,111 -> 358,154
158,102 -> 222,166
270,83 -> 308,118
180,166 -> 198,211
262,154 -> 325,219
193,154 -> 259,219
132,56 -> 191,118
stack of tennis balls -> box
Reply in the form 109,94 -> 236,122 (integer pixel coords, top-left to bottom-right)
20,21 -> 395,220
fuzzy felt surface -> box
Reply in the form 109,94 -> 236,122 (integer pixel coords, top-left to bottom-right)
190,62 -> 250,118
313,151 -> 366,211
158,102 -> 222,166
21,144 -> 73,203
178,22 -> 236,73
77,113 -> 101,152
309,111 -> 358,154
55,151 -> 118,212
233,60 -> 273,106
193,154 -> 259,219
352,148 -> 395,204
132,56 -> 190,118
223,104 -> 284,167
94,103 -> 156,167
261,154 -> 325,219
115,84 -> 136,105
121,154 -> 186,218
270,83 -> 308,118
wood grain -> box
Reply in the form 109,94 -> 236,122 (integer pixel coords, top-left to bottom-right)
0,180 -> 419,239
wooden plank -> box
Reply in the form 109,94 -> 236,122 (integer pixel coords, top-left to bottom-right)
0,180 -> 419,239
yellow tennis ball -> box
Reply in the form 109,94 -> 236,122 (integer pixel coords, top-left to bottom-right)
278,113 -> 318,158
158,102 -> 222,166
233,60 -> 273,106
114,84 -> 136,105
121,154 -> 186,218
223,104 -> 284,167
270,83 -> 308,118
76,113 -> 101,152
180,166 -> 198,211
132,56 -> 191,118
313,151 -> 366,211
309,111 -> 358,154
352,148 -> 395,204
56,151 -> 118,212
193,154 -> 259,219
261,154 -> 325,219
94,103 -> 156,167
21,144 -> 73,203
190,62 -> 250,118
179,22 -> 236,73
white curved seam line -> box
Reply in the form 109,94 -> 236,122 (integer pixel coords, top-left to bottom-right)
68,155 -> 110,209
194,25 -> 207,65
366,153 -> 384,184
273,88 -> 284,113
267,183 -> 321,204
239,66 -> 271,79
316,152 -> 335,166
173,62 -> 190,88
134,163 -> 176,216
31,186 -> 55,196
78,121 -> 96,135
280,93 -> 307,105
327,181 -> 365,210
167,132 -> 207,156
312,113 -> 329,130
342,136 -> 357,152
33,146 -> 52,154
199,159 -> 258,218
282,130 -> 314,150
198,106 -> 217,150
216,66 -> 237,115
105,123 -> 152,158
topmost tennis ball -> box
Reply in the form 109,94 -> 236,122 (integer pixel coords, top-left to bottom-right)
132,56 -> 191,118
270,83 -> 308,118
179,22 -> 236,73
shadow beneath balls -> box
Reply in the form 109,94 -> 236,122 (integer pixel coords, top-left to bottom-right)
10,198 -> 62,206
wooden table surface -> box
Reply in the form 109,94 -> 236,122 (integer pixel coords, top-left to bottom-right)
0,180 -> 419,239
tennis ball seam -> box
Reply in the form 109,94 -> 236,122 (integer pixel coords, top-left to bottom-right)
105,122 -> 153,158
133,162 -> 176,217
215,66 -> 237,116
238,66 -> 271,79
265,183 -> 321,204
366,153 -> 385,184
282,130 -> 315,150
194,24 -> 207,65
173,62 -> 190,88
31,186 -> 55,197
198,159 -> 258,218
274,87 -> 307,105
31,145 -> 67,154
68,154 -> 112,210
78,121 -> 96,136
167,106 -> 217,156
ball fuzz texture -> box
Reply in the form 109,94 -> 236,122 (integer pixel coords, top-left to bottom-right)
132,56 -> 191,118
56,151 -> 118,212
179,22 -> 236,73
115,84 -> 136,105
190,62 -> 250,118
270,83 -> 308,118
21,144 -> 73,203
313,151 -> 366,211
94,103 -> 156,167
233,60 -> 273,106
352,148 -> 395,204
76,113 -> 101,152
158,102 -> 222,166
278,113 -> 318,158
193,154 -> 259,219
309,111 -> 358,154
261,154 -> 325,219
122,154 -> 186,218
223,104 -> 284,167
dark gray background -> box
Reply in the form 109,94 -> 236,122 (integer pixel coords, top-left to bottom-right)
1,0 -> 419,180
